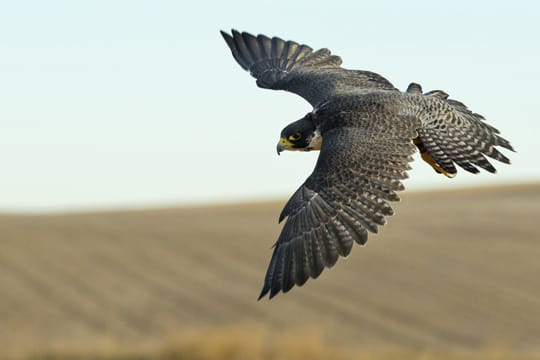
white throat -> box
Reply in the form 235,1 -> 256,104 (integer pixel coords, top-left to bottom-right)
306,129 -> 322,151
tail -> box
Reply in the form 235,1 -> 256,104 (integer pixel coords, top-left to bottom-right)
406,83 -> 515,177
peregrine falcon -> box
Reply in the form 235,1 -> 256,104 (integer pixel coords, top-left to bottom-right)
221,30 -> 514,300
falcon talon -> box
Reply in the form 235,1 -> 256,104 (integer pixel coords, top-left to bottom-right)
221,29 -> 515,300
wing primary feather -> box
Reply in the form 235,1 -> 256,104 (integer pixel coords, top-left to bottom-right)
309,198 -> 340,266
298,209 -> 314,282
258,247 -> 278,300
231,30 -> 255,70
270,36 -> 285,59
269,245 -> 286,299
309,229 -> 326,278
294,234 -> 310,286
241,32 -> 263,62
256,34 -> 272,58
220,30 -> 249,70
282,243 -> 295,293
283,41 -> 298,64
289,44 -> 312,65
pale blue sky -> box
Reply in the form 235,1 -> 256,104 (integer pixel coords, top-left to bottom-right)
1,0 -> 538,212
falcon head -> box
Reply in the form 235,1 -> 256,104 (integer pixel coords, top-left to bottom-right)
277,114 -> 322,154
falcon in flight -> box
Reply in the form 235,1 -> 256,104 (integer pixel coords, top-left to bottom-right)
221,30 -> 514,300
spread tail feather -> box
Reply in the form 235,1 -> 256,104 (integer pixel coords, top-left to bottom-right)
408,82 -> 515,176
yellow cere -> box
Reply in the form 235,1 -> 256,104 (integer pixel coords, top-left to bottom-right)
280,137 -> 293,147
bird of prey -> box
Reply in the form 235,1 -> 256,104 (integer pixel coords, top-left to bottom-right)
221,30 -> 514,300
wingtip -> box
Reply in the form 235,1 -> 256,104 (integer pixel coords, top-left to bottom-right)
269,289 -> 279,299
257,285 -> 270,301
220,29 -> 233,40
257,282 -> 283,300
221,29 -> 250,42
231,28 -> 242,39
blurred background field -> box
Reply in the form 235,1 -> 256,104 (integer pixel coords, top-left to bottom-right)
2,2 -> 540,359
1,183 -> 539,359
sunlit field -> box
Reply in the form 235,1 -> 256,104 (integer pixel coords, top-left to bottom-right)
1,184 -> 539,359
21,325 -> 540,360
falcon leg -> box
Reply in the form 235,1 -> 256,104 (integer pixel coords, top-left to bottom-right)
414,138 -> 455,178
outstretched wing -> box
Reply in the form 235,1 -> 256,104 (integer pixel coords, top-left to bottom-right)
221,30 -> 396,107
258,111 -> 421,299
415,89 -> 515,176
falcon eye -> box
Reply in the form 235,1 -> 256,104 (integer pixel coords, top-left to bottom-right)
288,132 -> 302,141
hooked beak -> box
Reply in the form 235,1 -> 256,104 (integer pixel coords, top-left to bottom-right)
276,137 -> 292,155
